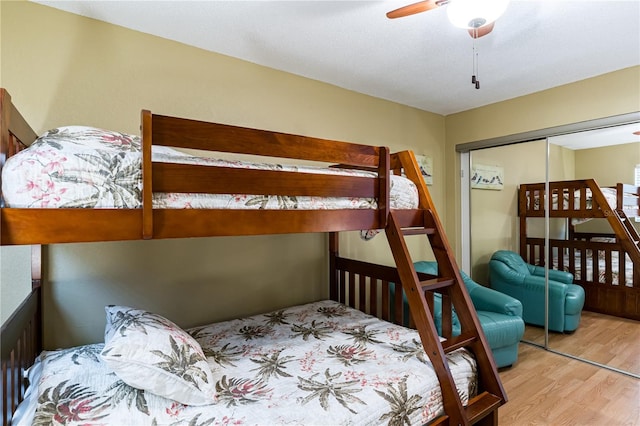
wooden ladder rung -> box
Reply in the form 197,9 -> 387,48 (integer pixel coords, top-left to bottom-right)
420,277 -> 455,291
465,391 -> 502,424
442,332 -> 477,353
401,227 -> 436,236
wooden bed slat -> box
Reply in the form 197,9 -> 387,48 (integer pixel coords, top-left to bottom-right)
150,114 -> 381,167
152,162 -> 379,197
152,209 -> 383,238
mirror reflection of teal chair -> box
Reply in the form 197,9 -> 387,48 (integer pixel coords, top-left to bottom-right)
391,261 -> 525,368
488,250 -> 585,333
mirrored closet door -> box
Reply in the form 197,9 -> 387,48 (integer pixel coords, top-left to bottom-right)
464,113 -> 640,378
546,125 -> 640,377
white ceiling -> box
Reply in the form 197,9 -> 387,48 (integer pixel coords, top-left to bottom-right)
35,0 -> 640,116
551,122 -> 640,149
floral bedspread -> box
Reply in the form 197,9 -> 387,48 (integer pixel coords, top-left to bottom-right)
2,126 -> 418,210
16,301 -> 477,426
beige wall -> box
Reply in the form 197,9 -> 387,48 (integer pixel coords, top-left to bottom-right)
574,142 -> 640,185
572,142 -> 640,234
445,66 -> 640,261
1,2 -> 442,347
0,246 -> 31,324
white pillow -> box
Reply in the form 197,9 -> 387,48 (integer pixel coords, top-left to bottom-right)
101,306 -> 215,406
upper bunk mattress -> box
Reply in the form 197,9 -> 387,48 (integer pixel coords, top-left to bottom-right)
1,126 -> 418,210
13,300 -> 477,425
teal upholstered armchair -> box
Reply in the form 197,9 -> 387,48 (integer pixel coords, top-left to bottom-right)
488,250 -> 585,333
407,261 -> 525,368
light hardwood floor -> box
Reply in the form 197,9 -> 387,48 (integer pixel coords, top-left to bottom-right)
522,311 -> 640,374
498,343 -> 640,425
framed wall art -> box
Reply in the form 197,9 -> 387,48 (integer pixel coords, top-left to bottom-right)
415,155 -> 433,185
471,164 -> 504,190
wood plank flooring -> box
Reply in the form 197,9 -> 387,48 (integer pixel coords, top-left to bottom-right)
498,343 -> 640,425
522,311 -> 640,375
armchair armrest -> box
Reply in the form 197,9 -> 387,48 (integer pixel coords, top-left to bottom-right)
547,268 -> 574,283
467,284 -> 523,317
529,264 -> 574,283
522,274 -> 569,311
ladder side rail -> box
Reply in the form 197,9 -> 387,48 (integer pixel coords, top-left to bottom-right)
385,216 -> 467,425
421,210 -> 505,399
619,210 -> 640,244
587,180 -> 640,267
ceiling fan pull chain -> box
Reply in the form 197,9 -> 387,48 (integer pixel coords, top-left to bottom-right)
471,31 -> 476,84
475,43 -> 480,89
471,29 -> 480,89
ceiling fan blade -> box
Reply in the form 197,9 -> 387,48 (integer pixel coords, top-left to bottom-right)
386,0 -> 440,19
468,22 -> 495,38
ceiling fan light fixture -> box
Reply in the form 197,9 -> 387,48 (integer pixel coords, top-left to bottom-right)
447,0 -> 510,29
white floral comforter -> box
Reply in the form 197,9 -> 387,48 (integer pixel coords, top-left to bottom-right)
1,126 -> 418,210
15,301 -> 477,426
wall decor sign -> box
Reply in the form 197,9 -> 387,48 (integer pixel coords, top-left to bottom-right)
415,155 -> 433,185
471,164 -> 504,190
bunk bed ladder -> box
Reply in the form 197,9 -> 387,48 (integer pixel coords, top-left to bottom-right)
586,180 -> 640,268
386,210 -> 506,425
614,209 -> 640,266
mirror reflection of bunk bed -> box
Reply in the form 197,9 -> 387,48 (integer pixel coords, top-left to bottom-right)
519,179 -> 640,321
0,88 -> 506,425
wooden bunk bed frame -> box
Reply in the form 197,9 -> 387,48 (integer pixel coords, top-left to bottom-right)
0,88 -> 506,425
519,179 -> 640,321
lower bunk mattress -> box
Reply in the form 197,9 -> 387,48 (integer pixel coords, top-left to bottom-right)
13,300 -> 477,425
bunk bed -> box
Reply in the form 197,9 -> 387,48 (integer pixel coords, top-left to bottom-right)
1,88 -> 506,425
519,179 -> 640,321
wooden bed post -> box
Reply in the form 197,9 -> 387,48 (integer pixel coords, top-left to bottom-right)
329,232 -> 339,302
378,147 -> 390,228
0,89 -> 9,173
31,245 -> 43,353
1,89 -> 12,209
141,110 -> 153,240
0,89 -> 38,166
518,184 -> 529,262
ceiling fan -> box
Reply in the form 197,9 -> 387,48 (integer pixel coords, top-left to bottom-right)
386,0 -> 510,39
